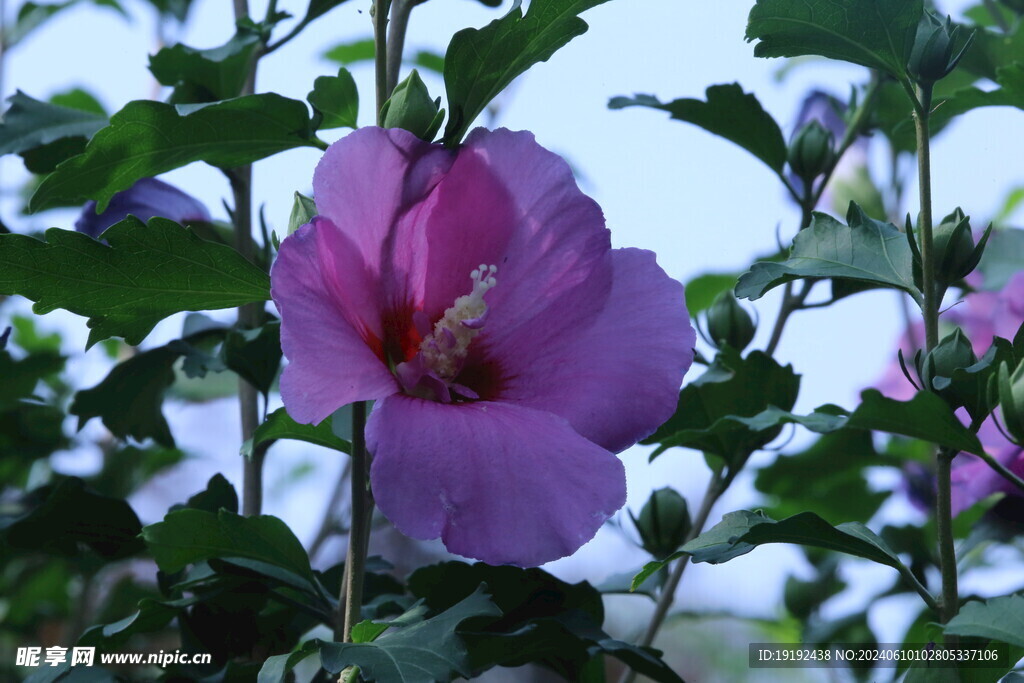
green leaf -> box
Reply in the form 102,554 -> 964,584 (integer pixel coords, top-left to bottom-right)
2,477 -> 144,559
745,0 -> 923,79
736,204 -> 920,301
308,68 -> 359,130
0,91 -> 106,157
242,407 -> 350,458
222,320 -> 282,397
141,508 -> 317,587
258,642 -> 319,683
683,272 -> 740,315
49,87 -> 107,116
149,31 -> 262,103
305,0 -> 352,23
351,620 -> 391,644
944,594 -> 1024,648
442,0 -> 609,144
288,191 -> 317,234
609,84 -> 787,174
928,63 -> 1024,135
755,429 -> 894,522
412,50 -> 445,75
0,348 -> 64,408
643,348 -> 800,465
0,218 -> 270,347
630,552 -> 685,592
319,585 -> 502,680
29,94 -> 318,212
845,389 -> 986,456
71,346 -> 179,447
683,510 -> 905,571
183,473 -> 239,514
323,37 -> 375,65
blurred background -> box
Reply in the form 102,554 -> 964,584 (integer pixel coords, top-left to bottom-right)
1,0 -> 1022,680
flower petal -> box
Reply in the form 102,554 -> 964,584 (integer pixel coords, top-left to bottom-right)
367,395 -> 626,567
486,248 -> 695,453
76,177 -> 210,239
271,219 -> 398,425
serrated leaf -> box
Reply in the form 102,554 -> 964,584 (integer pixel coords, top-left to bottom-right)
0,218 -> 270,347
0,91 -> 106,157
609,84 -> 787,174
845,389 -> 986,456
141,508 -> 317,587
643,348 -> 800,465
149,31 -> 261,103
29,94 -> 317,212
745,0 -> 923,79
319,585 -> 502,681
71,345 -> 179,446
308,68 -> 359,130
683,510 -> 904,571
443,0 -> 609,144
736,204 -> 919,301
945,594 -> 1024,648
241,407 -> 350,458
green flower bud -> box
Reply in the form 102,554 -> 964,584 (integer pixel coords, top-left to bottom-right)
787,120 -> 834,183
998,361 -> 1024,444
630,487 -> 691,559
918,328 -> 977,401
380,70 -> 445,142
931,208 -> 979,285
907,13 -> 973,83
705,292 -> 756,352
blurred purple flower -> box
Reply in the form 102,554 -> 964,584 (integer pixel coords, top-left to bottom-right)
271,127 -> 695,567
75,178 -> 211,239
951,417 -> 1024,514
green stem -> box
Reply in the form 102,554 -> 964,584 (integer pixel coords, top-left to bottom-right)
385,0 -> 414,95
916,84 -> 938,352
618,470 -> 726,683
936,449 -> 959,624
373,0 -> 391,124
337,402 -> 371,642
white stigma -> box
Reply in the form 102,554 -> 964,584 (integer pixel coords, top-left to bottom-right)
420,264 -> 497,381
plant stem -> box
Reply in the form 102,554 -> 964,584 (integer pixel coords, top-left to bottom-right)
309,457 -> 353,561
385,0 -> 414,95
373,0 -> 391,125
337,402 -> 371,642
232,0 -> 265,518
618,470 -> 725,683
915,84 -> 938,352
935,448 -> 959,624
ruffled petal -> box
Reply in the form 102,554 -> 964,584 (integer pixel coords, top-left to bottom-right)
271,219 -> 398,425
367,395 -> 626,567
485,248 -> 694,453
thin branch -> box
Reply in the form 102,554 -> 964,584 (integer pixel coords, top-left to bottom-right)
385,0 -> 414,95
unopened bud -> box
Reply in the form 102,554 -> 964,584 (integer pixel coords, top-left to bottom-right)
380,70 -> 445,142
787,120 -> 834,183
918,329 -> 977,402
907,13 -> 973,83
932,208 -> 979,285
998,361 -> 1024,444
631,487 -> 691,559
705,292 -> 756,352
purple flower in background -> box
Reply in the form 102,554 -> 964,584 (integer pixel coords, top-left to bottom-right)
952,417 -> 1024,514
271,127 -> 695,567
75,177 -> 211,239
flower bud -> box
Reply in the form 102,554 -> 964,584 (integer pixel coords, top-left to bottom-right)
630,487 -> 691,559
998,361 -> 1024,444
380,70 -> 444,142
705,292 -> 756,352
907,13 -> 972,83
787,120 -> 834,183
918,328 -> 977,401
932,208 -> 980,286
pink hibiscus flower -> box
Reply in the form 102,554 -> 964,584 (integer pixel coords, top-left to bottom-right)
270,127 -> 695,566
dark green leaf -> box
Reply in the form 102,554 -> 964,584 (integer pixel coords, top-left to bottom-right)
308,68 -> 359,130
49,87 -> 107,116
0,218 -> 270,347
141,508 -> 317,587
71,346 -> 179,446
29,94 -> 318,212
242,407 -> 350,458
0,348 -> 64,408
0,403 -> 68,477
609,84 -> 787,174
845,389 -> 986,456
736,204 -> 920,301
630,552 -> 685,592
746,0 -> 923,78
926,64 -> 1024,134
683,510 -> 904,571
20,136 -> 89,174
683,272 -> 739,315
258,641 -> 319,683
89,445 -> 185,499
223,320 -> 282,397
443,0 -> 610,144
319,585 -> 502,680
2,477 -> 144,559
305,0 -> 352,22
183,473 -> 239,514
323,38 -> 375,65
643,348 -> 800,465
944,594 -> 1024,648
149,31 -> 262,103
0,91 -> 106,157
